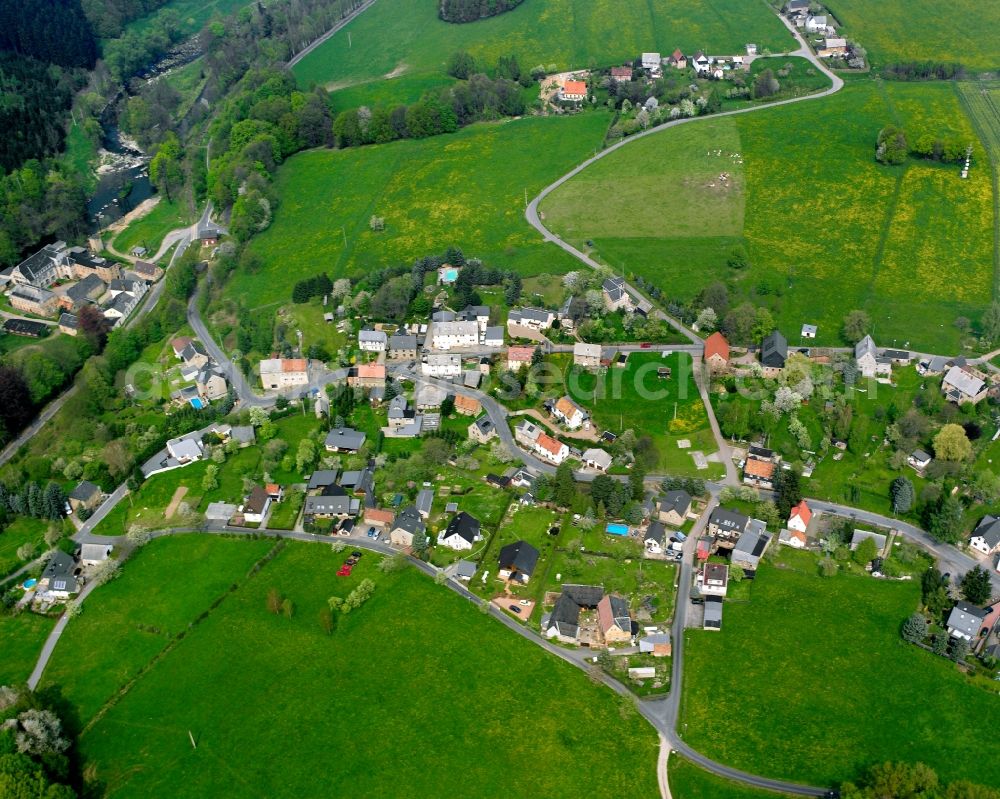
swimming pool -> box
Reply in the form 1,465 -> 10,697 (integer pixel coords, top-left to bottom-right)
22,578 -> 37,590
606,523 -> 629,536
190,397 -> 205,409
445,268 -> 458,282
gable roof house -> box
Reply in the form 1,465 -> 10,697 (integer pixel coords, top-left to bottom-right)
469,415 -> 498,444
166,435 -> 204,464
779,528 -> 808,548
358,329 -> 388,352
708,507 -> 749,539
703,332 -> 730,370
732,525 -> 771,573
641,52 -> 662,73
303,484 -> 359,522
787,500 -> 812,533
947,601 -> 987,641
438,511 -> 483,551
855,335 -> 890,379
415,489 -> 435,519
58,312 -> 78,336
970,516 -> 1000,556
388,333 -> 418,359
259,358 -> 308,389
498,540 -> 540,583
454,394 -> 482,416
507,307 -> 554,333
942,365 -> 988,405
64,274 -> 107,309
422,353 -> 461,377
533,432 -> 570,465
573,341 -> 602,368
9,284 -> 59,316
389,506 -> 427,548
850,529 -> 886,552
68,480 -> 102,512
598,594 -> 633,643
703,596 -> 723,630
242,486 -> 272,524
541,584 -> 604,643
699,563 -> 729,597
743,448 -> 777,490
432,320 -> 479,350
668,48 -> 686,68
908,449 -> 932,472
506,345 -> 536,371
644,521 -> 667,555
80,543 -> 112,566
559,79 -> 588,103
610,65 -> 633,80
602,276 -> 633,312
582,448 -> 613,472
324,427 -> 367,452
552,396 -> 589,429
39,551 -> 79,598
658,490 -> 693,526
760,331 -> 788,375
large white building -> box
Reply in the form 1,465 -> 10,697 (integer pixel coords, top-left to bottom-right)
422,353 -> 461,377
431,320 -> 478,350
259,358 -> 309,389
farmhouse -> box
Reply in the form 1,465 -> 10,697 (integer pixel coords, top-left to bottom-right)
498,540 -> 540,583
453,394 -> 481,416
970,516 -> 1000,557
668,48 -> 686,69
658,490 -> 693,526
942,364 -> 988,405
759,330 -> 787,376
850,529 -> 886,552
39,551 -> 79,599
598,594 -> 632,644
11,283 -> 62,316
779,528 -> 808,548
855,335 -> 891,379
348,362 -> 387,389
58,313 -> 77,336
68,480 -> 102,513
821,37 -> 848,56
743,445 -> 777,490
641,52 -> 662,75
437,512 -> 483,551
259,358 -> 308,389
507,307 -> 554,333
805,14 -> 828,32
908,450 -> 932,472
358,329 -> 388,352
131,260 -> 163,282
610,66 -> 633,80
703,332 -> 729,370
432,320 -> 478,350
732,524 -> 771,573
559,80 -> 588,103
551,395 -> 588,429
573,342 -> 602,368
415,384 -> 447,409
541,584 -> 603,643
242,486 -> 271,524
422,353 -> 461,377
947,602 -> 986,641
388,333 -> 418,359
644,521 -> 667,555
506,345 -> 536,371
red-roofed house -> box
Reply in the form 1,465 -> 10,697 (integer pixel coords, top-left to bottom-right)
610,66 -> 633,80
534,432 -> 569,464
704,332 -> 730,370
743,457 -> 775,489
171,337 -> 193,358
788,500 -> 812,533
364,508 -> 395,528
349,362 -> 387,388
506,345 -> 535,371
559,80 -> 588,102
668,48 -> 687,69
265,483 -> 284,501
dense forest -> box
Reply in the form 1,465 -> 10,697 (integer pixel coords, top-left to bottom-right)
0,0 -> 97,69
438,0 -> 524,23
81,0 -> 173,39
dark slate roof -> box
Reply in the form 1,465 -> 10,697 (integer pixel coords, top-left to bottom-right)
498,539 -> 539,576
474,416 -> 495,435
562,584 -> 604,606
67,273 -> 106,302
710,507 -> 749,533
444,511 -> 481,545
42,550 -> 78,593
69,481 -> 100,502
307,470 -> 340,490
244,486 -> 270,515
760,330 -> 788,368
644,521 -> 666,544
972,515 -> 1000,549
546,593 -> 581,639
659,490 -> 692,517
393,506 -> 425,536
3,319 -> 48,337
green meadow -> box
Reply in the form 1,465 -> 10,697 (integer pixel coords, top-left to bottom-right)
227,114 -> 609,308
542,80 -> 995,352
0,612 -> 55,686
293,0 -> 791,105
823,0 -> 999,71
111,198 -> 191,256
680,549 -> 1000,787
669,755 -> 792,799
58,538 -> 659,797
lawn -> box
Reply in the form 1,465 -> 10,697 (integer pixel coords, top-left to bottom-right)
668,755 -> 792,799
0,611 -> 56,686
41,535 -> 275,723
568,352 -> 722,478
227,114 -> 610,310
71,539 -> 659,797
680,548 -> 1000,787
266,490 -> 303,530
0,517 -> 49,578
111,198 -> 191,256
293,0 -> 791,104
822,0 -> 999,71
542,80 -> 995,353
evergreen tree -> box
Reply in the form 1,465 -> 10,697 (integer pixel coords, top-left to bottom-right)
900,612 -> 927,644
553,462 -> 576,508
43,483 -> 65,520
890,476 -> 914,513
960,566 -> 992,605
773,468 -> 802,518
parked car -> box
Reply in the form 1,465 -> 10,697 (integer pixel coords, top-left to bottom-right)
508,604 -> 521,614
351,551 -> 363,558
337,565 -> 352,577
372,531 -> 381,541
640,342 -> 652,349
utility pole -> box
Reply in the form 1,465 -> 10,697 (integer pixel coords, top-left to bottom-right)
188,731 -> 197,749
348,32 -> 352,48
341,227 -> 347,247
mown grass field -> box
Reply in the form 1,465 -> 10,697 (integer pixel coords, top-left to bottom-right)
68,538 -> 659,797
294,0 -> 791,106
543,80 -> 995,352
823,0 -> 999,71
669,755 -> 792,799
111,198 -> 190,256
680,549 -> 1000,787
0,517 -> 49,578
0,611 -> 56,686
228,114 -> 609,308
568,352 -> 722,477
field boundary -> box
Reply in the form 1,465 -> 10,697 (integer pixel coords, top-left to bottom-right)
865,166 -> 907,297
79,540 -> 286,736
956,82 -> 1000,296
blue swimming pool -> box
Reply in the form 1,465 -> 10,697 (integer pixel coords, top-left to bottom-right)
606,523 -> 629,536
445,268 -> 458,282
190,397 -> 205,409
22,578 -> 37,590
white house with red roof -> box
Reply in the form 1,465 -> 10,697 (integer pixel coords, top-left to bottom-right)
559,80 -> 587,103
787,500 -> 812,533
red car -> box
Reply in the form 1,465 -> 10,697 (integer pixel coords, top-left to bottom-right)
337,565 -> 353,577
640,342 -> 652,349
